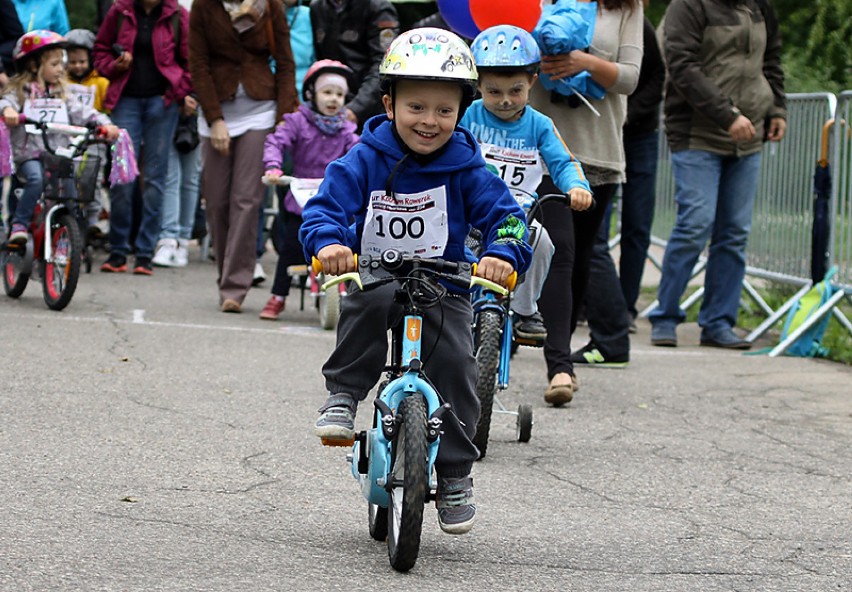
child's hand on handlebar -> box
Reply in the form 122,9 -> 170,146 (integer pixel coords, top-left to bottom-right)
568,187 -> 594,211
263,168 -> 283,183
2,107 -> 20,127
99,124 -> 120,141
317,244 -> 356,276
476,256 -> 515,288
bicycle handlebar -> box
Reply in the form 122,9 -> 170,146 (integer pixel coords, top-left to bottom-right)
19,115 -> 108,157
312,251 -> 513,295
261,174 -> 297,187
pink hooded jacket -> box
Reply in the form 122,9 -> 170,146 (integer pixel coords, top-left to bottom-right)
92,0 -> 192,111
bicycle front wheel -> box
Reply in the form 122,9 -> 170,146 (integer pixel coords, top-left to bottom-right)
472,310 -> 502,459
2,241 -> 32,298
42,211 -> 83,310
387,395 -> 428,572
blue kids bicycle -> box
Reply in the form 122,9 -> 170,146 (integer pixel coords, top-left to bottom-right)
317,249 -> 509,572
471,193 -> 578,458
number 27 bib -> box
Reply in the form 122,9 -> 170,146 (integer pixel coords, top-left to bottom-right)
23,97 -> 70,125
361,187 -> 448,257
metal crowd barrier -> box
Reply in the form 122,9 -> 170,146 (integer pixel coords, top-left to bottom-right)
764,92 -> 852,356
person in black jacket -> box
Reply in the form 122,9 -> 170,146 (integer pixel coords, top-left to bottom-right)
310,0 -> 398,128
0,0 -> 24,84
619,9 -> 665,330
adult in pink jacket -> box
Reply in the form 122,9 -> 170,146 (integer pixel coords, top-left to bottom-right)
93,0 -> 195,275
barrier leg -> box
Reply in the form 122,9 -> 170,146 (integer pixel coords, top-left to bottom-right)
745,283 -> 812,343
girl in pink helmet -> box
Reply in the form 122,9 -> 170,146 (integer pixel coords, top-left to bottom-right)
1,30 -> 119,245
258,60 -> 360,320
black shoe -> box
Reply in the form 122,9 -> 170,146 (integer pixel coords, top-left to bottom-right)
513,311 -> 547,342
100,253 -> 127,273
133,256 -> 153,276
570,341 -> 629,368
700,328 -> 751,350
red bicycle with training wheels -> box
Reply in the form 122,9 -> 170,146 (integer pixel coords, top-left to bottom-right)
1,118 -> 108,310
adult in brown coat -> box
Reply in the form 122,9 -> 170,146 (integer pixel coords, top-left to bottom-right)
189,0 -> 297,312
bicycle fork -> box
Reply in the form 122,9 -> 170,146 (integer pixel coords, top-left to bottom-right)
350,315 -> 449,507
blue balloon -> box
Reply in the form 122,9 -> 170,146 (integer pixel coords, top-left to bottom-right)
437,0 -> 480,40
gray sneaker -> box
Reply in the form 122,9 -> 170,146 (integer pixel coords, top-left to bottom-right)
314,394 -> 357,446
436,475 -> 476,535
651,322 -> 678,347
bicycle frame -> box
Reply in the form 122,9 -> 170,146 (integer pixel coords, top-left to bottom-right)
471,288 -> 512,390
317,251 -> 509,507
352,312 -> 444,508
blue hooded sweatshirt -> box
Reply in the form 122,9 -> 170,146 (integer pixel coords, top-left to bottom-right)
300,114 -> 532,276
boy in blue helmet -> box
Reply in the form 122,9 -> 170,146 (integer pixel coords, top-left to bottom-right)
300,27 -> 532,535
461,25 -> 592,361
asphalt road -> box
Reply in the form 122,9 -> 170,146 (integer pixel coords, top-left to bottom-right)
0,250 -> 850,591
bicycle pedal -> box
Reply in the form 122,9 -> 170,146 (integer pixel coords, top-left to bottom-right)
320,437 -> 355,447
513,336 -> 545,348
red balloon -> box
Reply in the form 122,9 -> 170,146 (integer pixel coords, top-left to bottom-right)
470,0 -> 543,33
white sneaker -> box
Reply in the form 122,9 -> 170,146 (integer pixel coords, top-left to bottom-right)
173,239 -> 189,267
253,261 -> 266,286
152,238 -> 178,267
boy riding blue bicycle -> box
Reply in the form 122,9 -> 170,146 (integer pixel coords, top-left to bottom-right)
299,28 -> 533,536
461,25 -> 592,357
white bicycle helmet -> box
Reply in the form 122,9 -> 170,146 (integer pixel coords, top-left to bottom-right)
379,27 -> 478,105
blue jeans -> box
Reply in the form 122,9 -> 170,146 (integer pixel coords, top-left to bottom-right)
620,130 -> 659,318
160,141 -> 201,240
108,96 -> 178,258
649,149 -> 762,334
10,160 -> 44,228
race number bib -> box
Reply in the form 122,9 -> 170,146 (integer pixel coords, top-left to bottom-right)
66,83 -> 96,110
23,97 -> 70,125
481,143 -> 543,210
289,178 -> 322,208
361,187 -> 448,257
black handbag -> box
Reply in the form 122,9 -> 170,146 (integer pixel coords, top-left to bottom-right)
174,113 -> 199,153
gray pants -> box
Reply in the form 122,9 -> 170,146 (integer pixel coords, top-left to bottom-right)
323,282 -> 480,477
512,220 -> 554,316
201,129 -> 268,305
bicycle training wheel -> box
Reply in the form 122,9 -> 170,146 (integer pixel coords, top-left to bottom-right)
386,395 -> 428,572
42,211 -> 83,310
2,239 -> 33,298
516,403 -> 533,443
368,501 -> 388,542
368,412 -> 389,542
317,272 -> 341,330
472,310 -> 502,459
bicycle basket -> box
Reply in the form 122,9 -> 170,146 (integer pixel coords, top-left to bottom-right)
74,153 -> 101,203
40,152 -> 101,202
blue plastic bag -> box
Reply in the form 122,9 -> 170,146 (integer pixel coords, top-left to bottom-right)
532,0 -> 606,100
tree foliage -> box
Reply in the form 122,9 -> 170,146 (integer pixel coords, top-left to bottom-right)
646,0 -> 849,93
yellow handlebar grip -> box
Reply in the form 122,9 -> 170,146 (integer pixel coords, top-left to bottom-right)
506,271 -> 517,292
473,263 -> 518,291
311,257 -> 323,274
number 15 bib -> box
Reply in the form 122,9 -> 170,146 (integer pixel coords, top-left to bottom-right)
361,186 -> 448,257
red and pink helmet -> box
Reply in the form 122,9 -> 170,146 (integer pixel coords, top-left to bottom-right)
302,59 -> 353,102
13,30 -> 67,64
